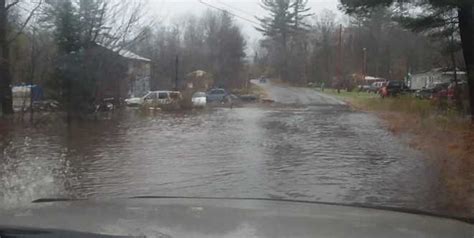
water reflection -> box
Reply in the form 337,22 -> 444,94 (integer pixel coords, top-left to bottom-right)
0,105 -> 472,217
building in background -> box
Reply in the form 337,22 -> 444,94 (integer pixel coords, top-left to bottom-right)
12,85 -> 43,111
408,68 -> 467,90
183,70 -> 213,92
118,49 -> 151,97
91,45 -> 151,102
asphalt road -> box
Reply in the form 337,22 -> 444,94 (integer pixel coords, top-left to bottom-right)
252,79 -> 344,105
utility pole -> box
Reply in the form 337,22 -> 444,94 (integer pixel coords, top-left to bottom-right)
336,24 -> 343,93
175,55 -> 179,91
30,27 -> 36,122
362,47 -> 367,81
449,23 -> 461,110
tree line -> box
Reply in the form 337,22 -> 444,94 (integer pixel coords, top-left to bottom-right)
131,11 -> 246,91
254,0 -> 473,118
1,0 -> 473,119
0,0 -> 247,117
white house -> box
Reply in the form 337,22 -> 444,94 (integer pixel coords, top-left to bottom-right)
117,49 -> 151,97
408,68 -> 467,90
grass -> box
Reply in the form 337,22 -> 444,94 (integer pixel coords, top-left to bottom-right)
321,89 -> 376,100
322,89 -> 462,121
322,89 -> 474,135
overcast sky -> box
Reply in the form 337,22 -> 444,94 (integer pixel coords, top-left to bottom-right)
148,0 -> 341,44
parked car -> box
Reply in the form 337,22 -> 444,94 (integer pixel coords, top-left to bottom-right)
357,84 -> 371,92
430,82 -> 451,101
380,80 -> 408,97
206,88 -> 229,102
125,91 -> 182,107
191,92 -> 207,107
124,95 -> 145,106
415,87 -> 435,100
368,82 -> 385,94
415,83 -> 450,100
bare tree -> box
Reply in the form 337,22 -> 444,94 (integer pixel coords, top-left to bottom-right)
1,0 -> 42,115
132,10 -> 247,90
99,0 -> 151,50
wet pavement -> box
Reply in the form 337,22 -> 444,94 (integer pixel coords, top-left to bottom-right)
0,81 -> 472,218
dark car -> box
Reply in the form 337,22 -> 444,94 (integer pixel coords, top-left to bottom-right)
415,87 -> 435,100
415,83 -> 449,100
430,82 -> 452,101
380,80 -> 408,97
206,88 -> 229,102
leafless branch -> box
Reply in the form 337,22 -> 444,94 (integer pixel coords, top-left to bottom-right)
5,0 -> 19,10
101,0 -> 149,52
7,0 -> 42,44
92,1 -> 107,42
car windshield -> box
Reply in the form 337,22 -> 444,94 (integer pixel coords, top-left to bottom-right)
389,81 -> 401,86
158,92 -> 169,99
137,91 -> 150,98
1,0 -> 473,234
144,92 -> 156,99
193,92 -> 206,97
211,89 -> 225,95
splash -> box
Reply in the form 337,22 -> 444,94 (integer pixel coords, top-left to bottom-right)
0,137 -> 75,209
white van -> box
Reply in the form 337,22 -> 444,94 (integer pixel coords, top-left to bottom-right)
125,91 -> 182,107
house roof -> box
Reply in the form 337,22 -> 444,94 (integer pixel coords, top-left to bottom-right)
187,70 -> 208,77
364,76 -> 385,81
117,49 -> 151,62
96,43 -> 151,62
413,67 -> 466,75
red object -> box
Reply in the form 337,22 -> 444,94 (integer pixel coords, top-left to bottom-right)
447,85 -> 455,100
380,86 -> 388,97
432,88 -> 449,101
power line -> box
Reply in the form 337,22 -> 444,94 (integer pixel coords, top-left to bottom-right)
198,0 -> 260,25
197,0 -> 260,27
215,0 -> 255,18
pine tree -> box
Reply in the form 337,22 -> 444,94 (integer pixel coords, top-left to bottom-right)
292,0 -> 311,30
257,0 -> 294,40
53,0 -> 81,54
256,0 -> 311,83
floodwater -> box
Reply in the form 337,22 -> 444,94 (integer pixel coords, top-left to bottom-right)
0,82 -> 473,218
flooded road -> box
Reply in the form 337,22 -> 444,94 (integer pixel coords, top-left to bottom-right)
1,82 -> 472,218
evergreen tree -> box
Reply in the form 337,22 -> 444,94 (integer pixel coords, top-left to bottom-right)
52,0 -> 80,53
256,0 -> 311,83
